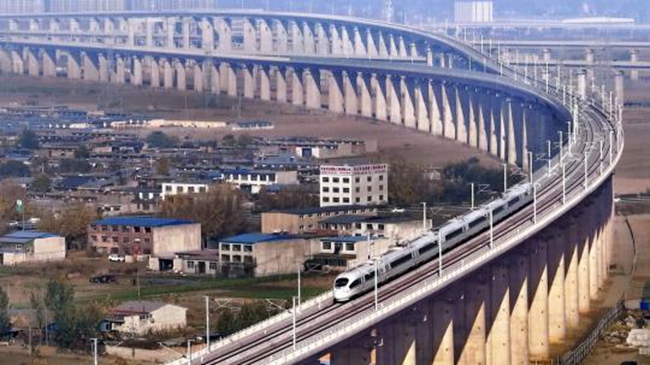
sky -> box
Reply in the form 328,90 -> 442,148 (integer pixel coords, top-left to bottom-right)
217,0 -> 650,22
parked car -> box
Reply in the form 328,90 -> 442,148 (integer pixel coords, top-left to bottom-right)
108,254 -> 125,262
89,275 -> 117,284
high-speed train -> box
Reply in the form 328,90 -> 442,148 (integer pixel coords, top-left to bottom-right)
333,182 -> 533,302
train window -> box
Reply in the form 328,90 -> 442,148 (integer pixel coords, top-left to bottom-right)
418,243 -> 435,254
390,254 -> 412,267
350,279 -> 362,289
335,278 -> 349,288
508,197 -> 521,205
445,228 -> 463,241
469,216 -> 487,229
493,206 -> 505,215
364,272 -> 375,281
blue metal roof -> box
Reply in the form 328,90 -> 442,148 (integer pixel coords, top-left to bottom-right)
221,233 -> 293,244
3,231 -> 58,239
320,236 -> 370,244
0,231 -> 59,244
93,216 -> 194,227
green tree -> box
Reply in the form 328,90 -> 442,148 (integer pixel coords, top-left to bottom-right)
59,159 -> 91,173
38,204 -> 98,250
222,134 -> 236,147
255,186 -> 318,212
160,184 -> 250,243
74,145 -> 90,159
155,157 -> 171,176
31,174 -> 52,193
0,180 -> 27,234
18,129 -> 39,150
215,309 -> 237,335
0,287 -> 10,335
237,134 -> 254,148
0,160 -> 31,178
236,302 -> 270,329
146,131 -> 178,149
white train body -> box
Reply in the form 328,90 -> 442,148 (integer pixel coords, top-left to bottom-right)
333,182 -> 533,302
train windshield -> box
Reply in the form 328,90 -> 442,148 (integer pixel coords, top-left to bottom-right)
334,278 -> 349,288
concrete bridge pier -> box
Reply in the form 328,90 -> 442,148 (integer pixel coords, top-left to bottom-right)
207,63 -> 219,94
377,32 -> 389,58
329,25 -> 342,56
467,91 -> 479,148
454,86 -> 469,144
41,49 -> 56,77
304,69 -> 321,109
584,49 -> 595,84
82,52 -> 99,81
242,19 -> 256,53
577,70 -> 587,99
509,253 -> 530,365
182,17 -> 191,50
565,214 -> 581,329
428,82 -> 443,136
615,70 -> 624,107
432,298 -> 455,364
441,84 -> 454,140
456,274 -> 488,365
415,81 -> 430,133
426,48 -> 434,67
315,23 -> 329,55
303,23 -> 315,55
259,19 -> 273,54
342,71 -> 357,115
192,62 -> 203,92
0,49 -> 13,74
25,48 -> 39,77
275,21 -> 288,54
130,56 -> 142,86
327,71 -> 344,113
358,73 -> 372,118
528,239 -> 550,362
398,36 -> 408,58
487,264 -> 511,365
149,57 -> 160,88
113,55 -> 125,84
165,17 -> 176,49
630,49 -> 639,81
275,67 -> 287,103
401,77 -> 416,128
387,75 -> 402,124
376,318 -> 418,365
162,59 -> 173,89
98,53 -> 108,83
259,66 -> 271,101
547,228 -> 567,344
215,18 -> 232,52
366,29 -> 378,58
200,17 -> 215,51
224,63 -> 237,97
388,34 -> 398,58
65,52 -> 80,79
291,68 -> 304,106
542,48 -> 552,63
290,22 -> 303,54
373,74 -> 388,121
353,27 -> 367,56
341,26 -> 353,57
243,65 -> 255,98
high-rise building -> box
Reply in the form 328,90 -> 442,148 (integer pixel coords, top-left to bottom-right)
46,0 -> 127,12
128,0 -> 217,11
319,164 -> 389,207
0,0 -> 45,14
454,0 -> 494,24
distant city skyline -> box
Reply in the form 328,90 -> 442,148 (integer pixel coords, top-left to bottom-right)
0,0 -> 648,23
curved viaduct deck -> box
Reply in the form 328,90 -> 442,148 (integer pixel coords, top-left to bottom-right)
0,11 -> 625,365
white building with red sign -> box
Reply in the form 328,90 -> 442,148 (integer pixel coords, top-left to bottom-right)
319,164 -> 389,207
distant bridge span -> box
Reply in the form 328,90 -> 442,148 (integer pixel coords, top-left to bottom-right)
0,11 -> 625,365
